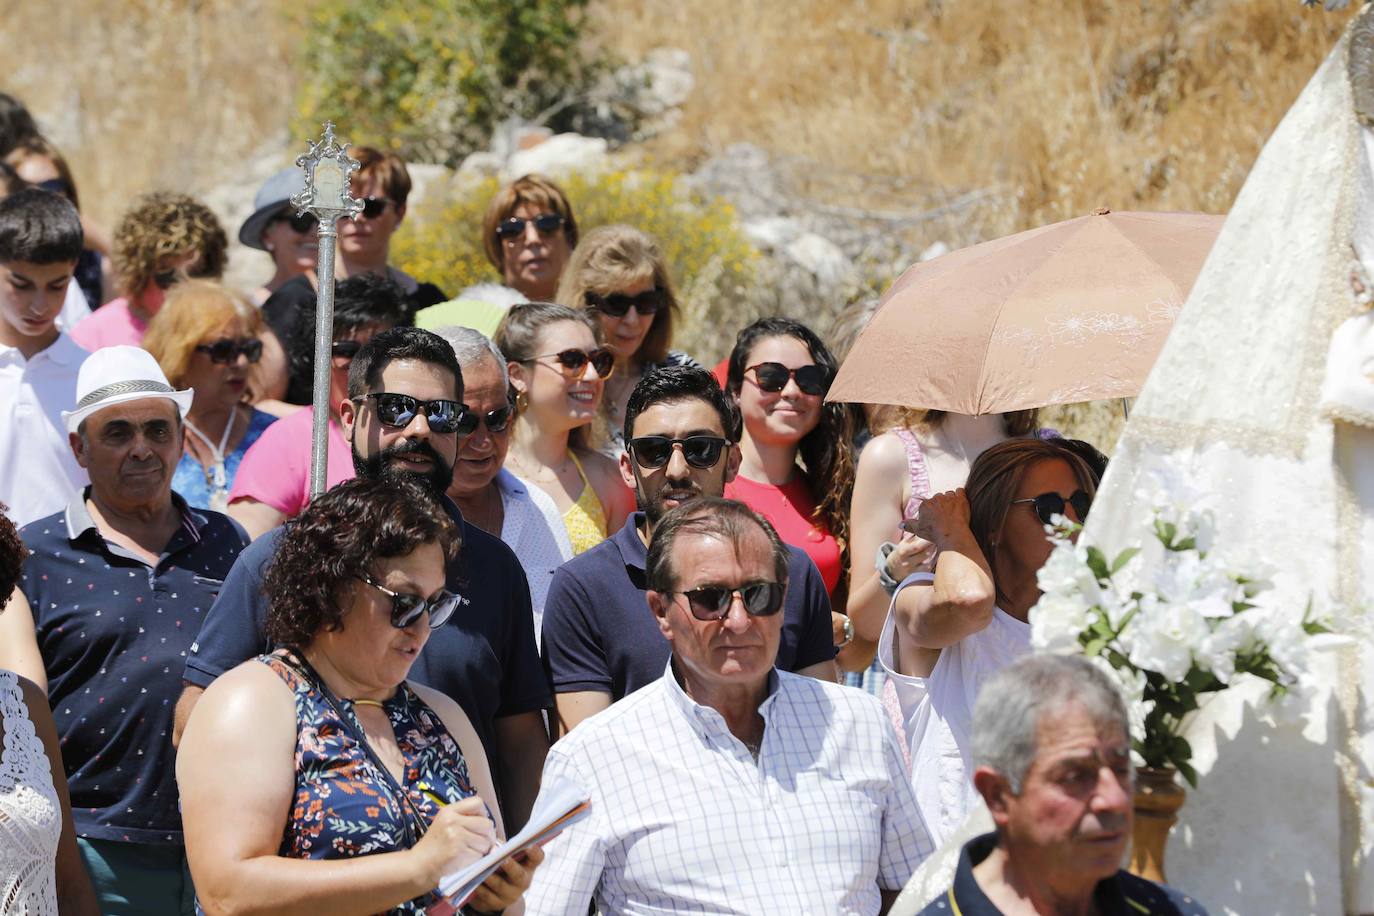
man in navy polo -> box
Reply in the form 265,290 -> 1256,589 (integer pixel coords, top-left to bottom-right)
542,366 -> 836,732
174,326 -> 550,831
1,345 -> 249,913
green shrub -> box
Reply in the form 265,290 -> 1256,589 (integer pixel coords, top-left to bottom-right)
293,0 -> 595,166
391,168 -> 759,362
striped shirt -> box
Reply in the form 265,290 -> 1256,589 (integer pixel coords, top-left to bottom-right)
525,662 -> 933,915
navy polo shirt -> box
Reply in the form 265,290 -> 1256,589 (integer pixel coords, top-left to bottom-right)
18,490 -> 249,845
918,832 -> 1210,915
542,512 -> 836,700
183,498 -> 550,782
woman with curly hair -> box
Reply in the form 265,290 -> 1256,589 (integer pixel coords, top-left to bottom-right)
0,505 -> 100,913
724,317 -> 854,611
70,191 -> 226,351
177,477 -> 541,915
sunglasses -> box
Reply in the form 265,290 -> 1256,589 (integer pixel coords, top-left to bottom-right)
473,402 -> 515,434
746,362 -> 830,396
331,340 -> 363,361
585,288 -> 666,319
526,347 -> 615,379
359,573 -> 460,629
495,212 -> 565,241
360,197 -> 396,220
1011,490 -> 1093,526
671,581 -> 786,621
195,337 -> 263,365
34,177 -> 74,200
356,392 -> 479,436
273,210 -> 319,233
152,269 -> 183,290
628,435 -> 729,470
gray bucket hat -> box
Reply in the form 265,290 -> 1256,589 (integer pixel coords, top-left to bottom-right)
238,167 -> 308,251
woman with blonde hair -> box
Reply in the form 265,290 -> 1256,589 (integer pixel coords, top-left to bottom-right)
143,280 -> 277,510
558,224 -> 700,452
496,302 -> 633,555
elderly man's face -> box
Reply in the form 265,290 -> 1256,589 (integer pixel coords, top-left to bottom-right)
998,702 -> 1133,880
447,354 -> 511,498
72,398 -> 183,507
649,525 -> 783,691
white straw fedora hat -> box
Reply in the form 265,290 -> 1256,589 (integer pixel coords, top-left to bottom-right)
62,346 -> 194,433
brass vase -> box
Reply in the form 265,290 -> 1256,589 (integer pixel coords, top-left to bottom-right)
1129,766 -> 1186,882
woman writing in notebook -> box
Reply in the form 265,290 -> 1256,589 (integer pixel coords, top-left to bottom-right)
497,302 -> 634,554
176,478 -> 541,915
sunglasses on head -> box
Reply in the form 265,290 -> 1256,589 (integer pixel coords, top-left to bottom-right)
273,210 -> 318,233
360,197 -> 395,220
195,337 -> 263,365
358,573 -> 460,629
526,347 -> 615,379
672,581 -> 786,621
746,361 -> 829,396
585,288 -> 666,319
495,212 -> 565,241
356,392 -> 479,436
628,435 -> 729,470
1012,490 -> 1093,526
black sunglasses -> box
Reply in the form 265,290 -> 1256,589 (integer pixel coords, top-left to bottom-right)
585,288 -> 666,319
331,340 -> 363,361
628,435 -> 729,470
672,582 -> 786,621
360,197 -> 396,220
356,392 -> 479,436
273,210 -> 318,233
1012,490 -> 1093,526
152,269 -> 183,291
195,337 -> 263,365
359,573 -> 460,629
495,212 -> 565,240
473,402 -> 515,434
526,347 -> 615,379
746,361 -> 830,396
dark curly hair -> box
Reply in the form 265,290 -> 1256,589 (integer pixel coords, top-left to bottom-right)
0,506 -> 25,605
263,477 -> 460,648
726,317 -> 855,576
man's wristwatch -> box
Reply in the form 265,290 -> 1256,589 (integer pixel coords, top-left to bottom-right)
837,614 -> 854,649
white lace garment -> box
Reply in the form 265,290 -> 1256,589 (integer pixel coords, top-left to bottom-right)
0,669 -> 59,915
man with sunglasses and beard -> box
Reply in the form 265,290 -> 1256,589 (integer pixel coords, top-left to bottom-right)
542,366 -> 837,735
525,497 -> 931,915
177,326 -> 551,832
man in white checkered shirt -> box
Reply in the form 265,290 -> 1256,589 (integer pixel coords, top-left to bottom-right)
525,497 -> 932,915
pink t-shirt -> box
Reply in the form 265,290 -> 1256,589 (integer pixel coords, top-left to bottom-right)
228,406 -> 355,518
69,297 -> 148,351
725,472 -> 842,596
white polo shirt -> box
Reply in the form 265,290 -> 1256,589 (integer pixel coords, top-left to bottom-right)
0,334 -> 89,526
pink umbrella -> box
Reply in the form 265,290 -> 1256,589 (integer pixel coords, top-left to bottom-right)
828,209 -> 1225,415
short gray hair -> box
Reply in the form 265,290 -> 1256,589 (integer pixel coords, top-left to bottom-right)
433,325 -> 508,389
970,655 -> 1129,793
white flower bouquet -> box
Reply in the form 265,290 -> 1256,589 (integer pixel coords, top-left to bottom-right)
1030,500 -> 1328,786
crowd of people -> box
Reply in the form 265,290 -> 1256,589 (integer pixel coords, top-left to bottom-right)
0,88 -> 1206,916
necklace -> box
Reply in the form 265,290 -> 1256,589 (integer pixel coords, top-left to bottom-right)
351,698 -> 386,710
183,409 -> 238,511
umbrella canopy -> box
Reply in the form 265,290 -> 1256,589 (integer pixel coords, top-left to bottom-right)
828,209 -> 1225,415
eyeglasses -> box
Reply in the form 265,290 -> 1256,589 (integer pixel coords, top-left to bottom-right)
273,210 -> 318,233
746,362 -> 830,396
360,197 -> 396,220
525,348 -> 615,379
628,435 -> 729,470
331,340 -> 364,362
495,212 -> 565,241
195,337 -> 263,365
585,288 -> 666,319
34,177 -> 74,200
1011,490 -> 1093,526
358,573 -> 460,629
355,392 -> 479,436
670,581 -> 786,621
472,402 -> 515,434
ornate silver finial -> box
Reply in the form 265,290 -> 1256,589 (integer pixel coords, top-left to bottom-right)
1348,6 -> 1374,127
291,121 -> 364,219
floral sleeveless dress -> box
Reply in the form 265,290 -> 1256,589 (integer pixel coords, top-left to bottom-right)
261,651 -> 485,914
